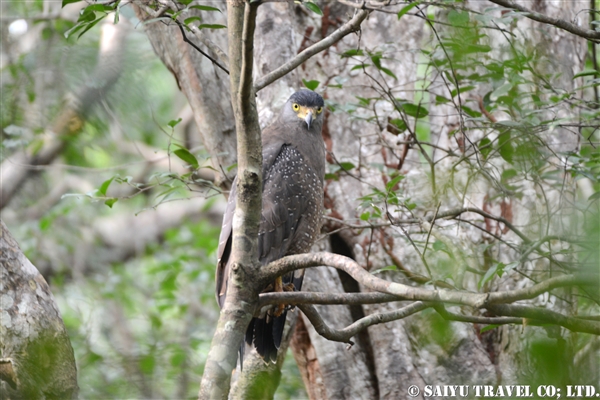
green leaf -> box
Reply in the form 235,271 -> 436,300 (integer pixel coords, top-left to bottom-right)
170,348 -> 186,367
370,54 -> 382,68
341,49 -> 364,58
451,85 -> 476,98
197,24 -> 226,29
589,191 -> 600,201
78,10 -> 96,23
398,2 -> 419,19
302,79 -> 320,91
389,118 -> 407,134
498,132 -> 514,163
386,174 -> 404,191
356,96 -> 371,106
573,69 -> 599,79
399,102 -> 429,118
99,176 -> 115,196
77,17 -> 104,39
504,261 -> 519,273
404,201 -> 416,210
372,266 -> 397,274
435,95 -> 450,105
168,118 -> 182,128
339,162 -> 355,171
479,324 -> 500,333
461,105 -> 482,118
61,0 -> 81,7
174,148 -> 199,169
501,168 -> 518,182
360,212 -> 371,221
464,44 -> 491,53
351,64 -> 370,71
479,263 -> 503,289
380,67 -> 397,80
304,2 -> 323,15
104,198 -> 118,208
448,10 -> 469,26
432,240 -> 448,252
490,82 -> 512,101
184,16 -> 202,25
84,4 -> 115,12
189,5 -> 221,12
478,137 -> 492,159
139,354 -> 156,374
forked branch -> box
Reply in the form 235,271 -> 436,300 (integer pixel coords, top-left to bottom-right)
260,252 -> 597,309
298,301 -> 429,343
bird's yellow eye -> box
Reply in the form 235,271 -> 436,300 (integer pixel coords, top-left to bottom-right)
292,103 -> 300,111
316,106 -> 323,114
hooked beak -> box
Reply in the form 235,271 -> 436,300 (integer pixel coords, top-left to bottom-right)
304,110 -> 314,129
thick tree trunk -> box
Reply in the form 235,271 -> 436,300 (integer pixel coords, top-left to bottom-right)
0,220 -> 78,399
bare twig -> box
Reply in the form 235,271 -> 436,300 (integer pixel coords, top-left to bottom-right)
487,304 -> 600,335
298,301 -> 429,343
181,22 -> 229,69
487,0 -> 600,42
253,9 -> 370,91
434,304 -> 523,325
176,22 -> 229,75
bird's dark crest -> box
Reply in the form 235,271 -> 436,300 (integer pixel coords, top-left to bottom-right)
289,89 -> 324,108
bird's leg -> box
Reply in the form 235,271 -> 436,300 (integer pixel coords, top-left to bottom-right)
273,279 -> 298,317
273,276 -> 285,317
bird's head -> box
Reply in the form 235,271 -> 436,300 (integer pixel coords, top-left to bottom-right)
283,89 -> 325,131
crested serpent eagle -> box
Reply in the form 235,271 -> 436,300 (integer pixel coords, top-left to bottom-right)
216,90 -> 326,362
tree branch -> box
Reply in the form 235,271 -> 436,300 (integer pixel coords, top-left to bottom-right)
253,8 -> 370,92
486,0 -> 600,42
484,274 -> 595,304
176,22 -> 229,75
259,291 -> 400,307
198,2 -> 261,398
179,20 -> 229,69
298,301 -> 429,343
260,252 -> 598,309
434,304 -> 523,325
487,304 -> 600,335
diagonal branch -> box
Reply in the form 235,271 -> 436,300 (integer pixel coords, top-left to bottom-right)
298,301 -> 429,343
176,22 -> 229,74
253,9 -> 370,91
486,0 -> 600,42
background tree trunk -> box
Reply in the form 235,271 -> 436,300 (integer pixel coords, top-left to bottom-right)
0,220 -> 78,399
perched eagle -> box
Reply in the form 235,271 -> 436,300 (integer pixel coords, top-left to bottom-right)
216,90 -> 326,362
